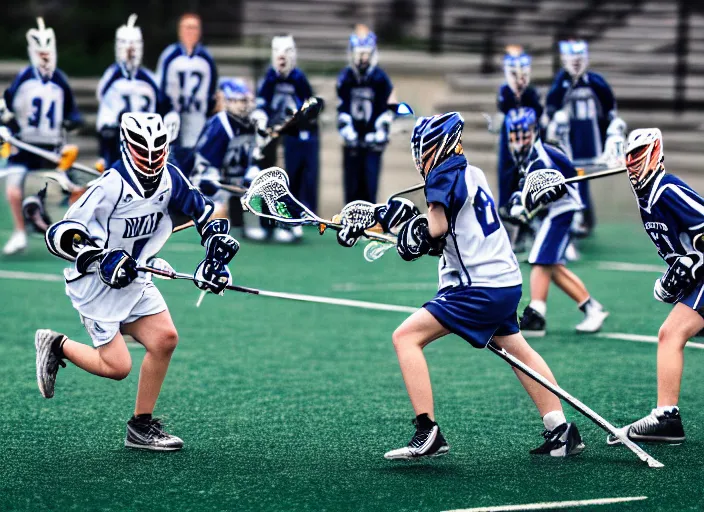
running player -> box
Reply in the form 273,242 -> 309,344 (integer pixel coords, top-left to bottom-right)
35,112 -> 239,450
2,18 -> 82,255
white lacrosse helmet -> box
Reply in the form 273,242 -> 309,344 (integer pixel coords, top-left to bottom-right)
559,40 -> 588,80
120,113 -> 169,178
27,17 -> 57,79
219,77 -> 254,118
503,45 -> 531,96
271,35 -> 296,77
625,128 -> 664,194
116,14 -> 143,74
348,25 -> 378,77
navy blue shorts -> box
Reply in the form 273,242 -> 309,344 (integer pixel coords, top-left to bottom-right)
529,210 -> 574,265
423,285 -> 522,348
680,281 -> 704,317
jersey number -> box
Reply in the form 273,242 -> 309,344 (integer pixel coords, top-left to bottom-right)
351,97 -> 372,123
28,97 -> 56,130
122,94 -> 151,113
648,231 -> 676,257
177,71 -> 204,113
573,98 -> 596,120
474,187 -> 500,237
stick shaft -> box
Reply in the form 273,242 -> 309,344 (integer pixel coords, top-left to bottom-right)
4,134 -> 100,176
388,182 -> 424,199
565,166 -> 626,184
487,342 -> 663,467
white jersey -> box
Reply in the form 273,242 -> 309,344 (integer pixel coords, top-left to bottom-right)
425,157 -> 522,290
62,158 -> 211,322
96,64 -> 164,130
4,66 -> 81,145
156,43 -> 218,148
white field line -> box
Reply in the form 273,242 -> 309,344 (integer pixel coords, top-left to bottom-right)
596,261 -> 665,273
332,282 -> 437,292
0,269 -> 418,314
598,332 -> 704,349
443,495 -> 648,512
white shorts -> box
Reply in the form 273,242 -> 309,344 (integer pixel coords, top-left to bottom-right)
80,282 -> 167,347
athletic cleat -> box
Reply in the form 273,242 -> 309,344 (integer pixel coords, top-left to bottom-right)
243,226 -> 268,241
384,414 -> 450,460
607,409 -> 685,445
291,225 -> 304,239
35,329 -> 67,398
273,227 -> 296,243
576,300 -> 609,333
519,306 -> 546,337
530,422 -> 585,457
3,230 -> 27,255
125,416 -> 184,451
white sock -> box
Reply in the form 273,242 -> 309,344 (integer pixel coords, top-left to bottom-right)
529,300 -> 547,317
543,410 -> 567,431
653,405 -> 678,416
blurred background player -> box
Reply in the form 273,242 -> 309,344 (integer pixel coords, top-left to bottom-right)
495,45 -> 542,253
156,13 -> 218,167
338,112 -> 584,460
96,14 -> 176,169
607,129 -> 702,446
253,35 -> 319,242
1,17 -> 82,255
506,108 -> 608,336
545,40 -> 619,236
35,112 -> 239,451
188,77 -> 262,238
337,25 -> 395,204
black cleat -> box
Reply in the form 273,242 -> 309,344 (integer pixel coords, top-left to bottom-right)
384,414 -> 450,460
35,329 -> 67,398
607,409 -> 685,445
530,422 -> 585,457
125,416 -> 184,451
520,306 -> 546,337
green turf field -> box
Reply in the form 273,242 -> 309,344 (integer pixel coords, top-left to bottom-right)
1,217 -> 703,511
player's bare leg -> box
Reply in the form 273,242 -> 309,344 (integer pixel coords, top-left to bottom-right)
121,310 -> 179,416
607,303 -> 702,446
3,183 -> 27,255
494,332 -> 585,456
384,308 -> 450,460
551,265 -> 588,303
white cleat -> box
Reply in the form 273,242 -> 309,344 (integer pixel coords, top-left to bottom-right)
243,226 -> 268,241
291,225 -> 304,239
3,230 -> 27,255
273,227 -> 296,243
575,308 -> 609,333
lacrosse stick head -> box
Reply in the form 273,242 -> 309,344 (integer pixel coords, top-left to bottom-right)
319,200 -> 380,236
241,167 -> 317,225
521,169 -> 565,215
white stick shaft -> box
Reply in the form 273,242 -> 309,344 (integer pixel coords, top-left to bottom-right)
487,343 -> 663,468
565,166 -> 626,184
3,133 -> 100,176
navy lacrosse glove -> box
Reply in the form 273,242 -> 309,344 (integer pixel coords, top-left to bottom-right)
375,197 -> 420,233
98,248 -> 138,289
654,254 -> 701,303
196,218 -> 240,294
336,223 -> 366,248
195,259 -> 232,295
396,215 -> 445,262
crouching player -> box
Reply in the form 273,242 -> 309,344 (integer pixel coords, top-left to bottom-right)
340,112 -> 585,459
35,112 -> 239,451
506,107 -> 608,336
608,129 -> 704,445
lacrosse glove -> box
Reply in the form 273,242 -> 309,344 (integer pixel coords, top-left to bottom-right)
375,197 -> 420,233
97,248 -> 138,289
396,215 -> 446,261
654,254 -> 701,304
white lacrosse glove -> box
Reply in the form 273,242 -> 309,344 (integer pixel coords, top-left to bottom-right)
596,116 -> 627,168
163,111 -> 181,144
508,192 -> 529,223
366,111 -> 393,146
0,99 -> 13,125
0,125 -> 11,142
338,113 -> 358,145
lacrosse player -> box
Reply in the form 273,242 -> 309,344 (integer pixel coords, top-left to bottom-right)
506,108 -> 608,336
338,112 -> 585,460
1,17 -> 82,255
606,129 -> 703,445
188,78 -> 262,237
35,112 -> 239,451
545,40 -> 622,236
252,36 -> 319,242
97,15 -> 178,169
337,25 -> 395,205
156,13 -> 218,166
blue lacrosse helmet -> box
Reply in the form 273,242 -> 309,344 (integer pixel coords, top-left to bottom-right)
559,40 -> 588,79
219,77 -> 253,117
503,47 -> 531,95
348,29 -> 378,76
505,107 -> 538,165
411,112 -> 464,180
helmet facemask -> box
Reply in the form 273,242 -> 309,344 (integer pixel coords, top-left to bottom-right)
504,49 -> 531,96
411,113 -> 464,181
348,28 -> 378,78
625,134 -> 664,195
116,14 -> 143,75
559,40 -> 589,81
508,122 -> 536,166
121,113 -> 169,184
26,18 -> 57,80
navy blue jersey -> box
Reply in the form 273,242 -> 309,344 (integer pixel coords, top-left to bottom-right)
638,173 -> 704,264
497,84 -> 543,118
336,66 -> 393,137
189,111 -> 258,184
4,66 -> 82,146
522,140 -> 582,216
545,70 -> 616,162
256,67 -> 317,135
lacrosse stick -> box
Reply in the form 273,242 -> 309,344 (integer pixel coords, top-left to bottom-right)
259,96 -> 325,150
241,167 -> 395,244
487,342 -> 663,468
